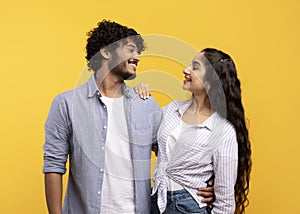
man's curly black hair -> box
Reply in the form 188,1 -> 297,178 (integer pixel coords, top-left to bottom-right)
85,20 -> 145,72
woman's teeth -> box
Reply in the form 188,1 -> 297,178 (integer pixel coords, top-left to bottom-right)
185,76 -> 191,82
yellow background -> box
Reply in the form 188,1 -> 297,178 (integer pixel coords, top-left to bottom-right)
0,0 -> 299,213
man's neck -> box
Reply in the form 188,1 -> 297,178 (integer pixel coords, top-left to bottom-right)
94,71 -> 124,98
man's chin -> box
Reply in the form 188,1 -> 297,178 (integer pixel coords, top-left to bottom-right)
125,74 -> 136,80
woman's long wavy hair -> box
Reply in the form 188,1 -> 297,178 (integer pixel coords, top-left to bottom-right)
202,48 -> 252,214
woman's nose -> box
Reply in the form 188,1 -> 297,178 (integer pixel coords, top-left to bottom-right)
183,67 -> 191,75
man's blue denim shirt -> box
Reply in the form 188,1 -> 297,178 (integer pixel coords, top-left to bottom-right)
43,75 -> 162,214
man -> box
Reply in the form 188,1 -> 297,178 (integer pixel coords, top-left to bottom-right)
43,20 -> 213,214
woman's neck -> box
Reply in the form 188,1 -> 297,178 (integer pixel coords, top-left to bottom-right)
190,95 -> 212,116
182,95 -> 212,125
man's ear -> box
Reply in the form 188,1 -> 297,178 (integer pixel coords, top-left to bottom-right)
100,48 -> 111,59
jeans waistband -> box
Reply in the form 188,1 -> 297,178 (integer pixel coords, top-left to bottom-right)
166,189 -> 191,202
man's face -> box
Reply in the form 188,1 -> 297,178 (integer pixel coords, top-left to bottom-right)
109,39 -> 141,80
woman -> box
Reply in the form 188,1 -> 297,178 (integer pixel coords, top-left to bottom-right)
137,48 -> 251,214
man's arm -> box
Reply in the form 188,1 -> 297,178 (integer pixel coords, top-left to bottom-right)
150,99 -> 163,156
197,178 -> 215,207
44,173 -> 63,214
43,95 -> 70,213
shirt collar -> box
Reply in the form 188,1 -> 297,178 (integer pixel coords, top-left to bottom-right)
87,74 -> 132,98
176,100 -> 217,131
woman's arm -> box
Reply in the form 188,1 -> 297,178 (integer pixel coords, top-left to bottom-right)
134,83 -> 151,99
212,130 -> 238,214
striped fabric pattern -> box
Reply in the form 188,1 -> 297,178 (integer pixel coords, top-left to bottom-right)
152,100 -> 238,214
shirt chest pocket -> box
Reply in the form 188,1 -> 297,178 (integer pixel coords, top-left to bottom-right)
130,122 -> 153,146
134,122 -> 151,132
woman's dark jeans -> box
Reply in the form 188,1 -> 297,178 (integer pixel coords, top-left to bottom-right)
151,189 -> 212,214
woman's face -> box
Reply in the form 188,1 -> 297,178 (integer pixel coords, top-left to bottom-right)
182,52 -> 209,95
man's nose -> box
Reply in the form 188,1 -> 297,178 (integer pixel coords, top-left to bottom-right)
133,52 -> 140,61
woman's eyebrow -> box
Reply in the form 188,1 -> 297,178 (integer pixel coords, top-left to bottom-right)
192,61 -> 201,66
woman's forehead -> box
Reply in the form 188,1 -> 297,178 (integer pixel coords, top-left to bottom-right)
193,52 -> 205,63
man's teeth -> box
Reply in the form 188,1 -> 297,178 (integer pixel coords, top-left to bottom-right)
130,63 -> 136,67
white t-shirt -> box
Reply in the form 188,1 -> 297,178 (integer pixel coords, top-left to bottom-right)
100,95 -> 135,214
166,121 -> 190,191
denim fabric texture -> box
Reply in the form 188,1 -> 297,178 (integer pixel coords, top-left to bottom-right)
151,189 -> 211,214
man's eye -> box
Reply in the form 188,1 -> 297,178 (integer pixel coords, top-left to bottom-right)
128,49 -> 135,53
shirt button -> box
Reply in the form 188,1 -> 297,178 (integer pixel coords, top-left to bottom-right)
100,168 -> 103,172
97,191 -> 101,195
103,126 -> 107,129
101,146 -> 104,150
103,105 -> 106,109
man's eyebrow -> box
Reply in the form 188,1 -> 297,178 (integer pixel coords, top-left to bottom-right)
127,44 -> 137,49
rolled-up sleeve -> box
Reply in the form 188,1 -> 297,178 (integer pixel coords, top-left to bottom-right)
43,94 -> 70,174
212,128 -> 238,214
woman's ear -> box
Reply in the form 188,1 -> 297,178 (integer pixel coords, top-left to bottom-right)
205,82 -> 211,92
100,48 -> 110,59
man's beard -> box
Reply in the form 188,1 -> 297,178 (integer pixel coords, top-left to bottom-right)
109,60 -> 136,80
